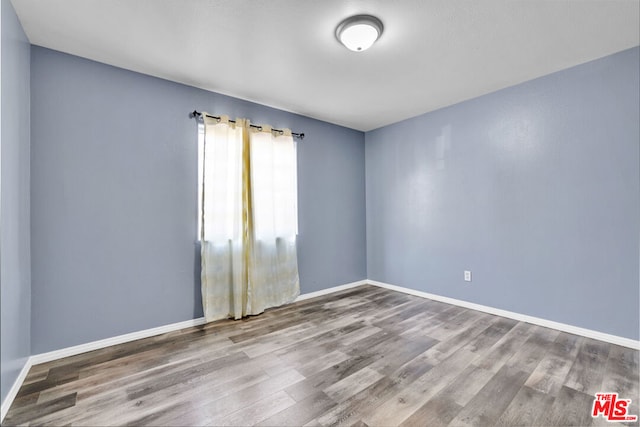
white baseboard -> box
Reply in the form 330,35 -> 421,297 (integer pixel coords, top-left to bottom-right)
367,280 -> 640,350
29,317 -> 208,366
1,357 -> 33,422
295,280 -> 369,301
23,281 -> 369,368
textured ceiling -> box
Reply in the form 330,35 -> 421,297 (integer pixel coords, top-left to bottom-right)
10,0 -> 640,131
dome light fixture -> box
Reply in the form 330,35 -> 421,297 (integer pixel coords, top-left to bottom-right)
336,15 -> 383,52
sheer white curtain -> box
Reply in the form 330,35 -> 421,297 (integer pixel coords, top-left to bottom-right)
247,126 -> 300,314
200,115 -> 247,320
200,115 -> 299,322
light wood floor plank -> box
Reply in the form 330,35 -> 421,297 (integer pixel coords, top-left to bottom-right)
495,385 -> 555,426
256,391 -> 336,427
448,365 -> 530,427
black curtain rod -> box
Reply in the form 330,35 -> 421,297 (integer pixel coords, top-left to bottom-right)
190,110 -> 304,140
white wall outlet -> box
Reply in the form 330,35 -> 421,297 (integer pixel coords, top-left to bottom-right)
464,270 -> 472,282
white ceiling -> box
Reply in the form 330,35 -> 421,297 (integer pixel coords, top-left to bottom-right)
10,0 -> 640,131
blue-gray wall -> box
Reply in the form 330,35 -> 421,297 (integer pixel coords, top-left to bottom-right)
6,24 -> 640,366
366,47 -> 640,340
1,0 -> 31,404
30,47 -> 366,353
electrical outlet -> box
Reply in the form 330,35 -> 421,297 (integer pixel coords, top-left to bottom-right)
464,270 -> 472,282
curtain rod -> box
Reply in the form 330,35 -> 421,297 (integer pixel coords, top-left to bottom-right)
190,110 -> 304,140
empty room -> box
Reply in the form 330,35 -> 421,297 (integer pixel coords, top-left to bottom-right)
1,0 -> 639,426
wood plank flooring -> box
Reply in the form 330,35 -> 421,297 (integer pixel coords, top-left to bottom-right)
3,285 -> 639,426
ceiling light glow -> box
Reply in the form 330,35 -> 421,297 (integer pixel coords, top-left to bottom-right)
336,15 -> 383,52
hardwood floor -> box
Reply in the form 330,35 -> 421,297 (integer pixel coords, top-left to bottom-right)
3,285 -> 639,426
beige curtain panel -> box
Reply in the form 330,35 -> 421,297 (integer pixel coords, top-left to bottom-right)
200,114 -> 300,322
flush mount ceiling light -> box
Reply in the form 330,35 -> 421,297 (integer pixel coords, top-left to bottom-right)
336,15 -> 384,52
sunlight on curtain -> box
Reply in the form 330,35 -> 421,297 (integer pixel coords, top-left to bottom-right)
200,115 -> 299,322
200,115 -> 247,321
247,126 -> 300,314
201,116 -> 243,242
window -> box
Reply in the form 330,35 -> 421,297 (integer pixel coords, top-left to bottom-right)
197,118 -> 298,242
